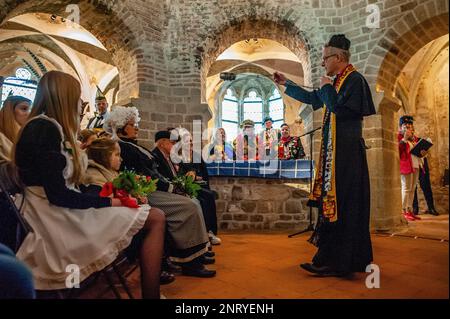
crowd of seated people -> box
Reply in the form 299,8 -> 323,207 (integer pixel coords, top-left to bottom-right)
0,71 -> 217,299
0,69 -> 306,299
8,71 -> 167,299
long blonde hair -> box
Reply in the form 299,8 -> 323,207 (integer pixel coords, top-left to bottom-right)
21,71 -> 84,184
0,95 -> 31,143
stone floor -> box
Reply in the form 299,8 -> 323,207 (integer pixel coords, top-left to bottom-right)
399,214 -> 449,240
79,214 -> 448,299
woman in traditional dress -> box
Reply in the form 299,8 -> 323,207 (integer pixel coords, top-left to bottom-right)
278,123 -> 306,160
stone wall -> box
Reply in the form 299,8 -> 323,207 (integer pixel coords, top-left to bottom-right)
209,177 -> 316,230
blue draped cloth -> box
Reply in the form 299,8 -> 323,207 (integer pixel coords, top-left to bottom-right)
206,160 -> 313,179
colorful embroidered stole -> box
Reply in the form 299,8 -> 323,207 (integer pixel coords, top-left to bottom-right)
309,64 -> 356,223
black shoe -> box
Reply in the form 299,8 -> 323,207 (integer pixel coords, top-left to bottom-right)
204,251 -> 215,258
200,256 -> 216,265
300,263 -> 345,277
181,262 -> 216,278
300,263 -> 326,274
429,209 -> 439,216
160,271 -> 175,285
162,257 -> 182,274
314,269 -> 348,277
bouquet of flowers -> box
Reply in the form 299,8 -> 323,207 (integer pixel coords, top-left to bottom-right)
172,174 -> 202,199
99,170 -> 158,208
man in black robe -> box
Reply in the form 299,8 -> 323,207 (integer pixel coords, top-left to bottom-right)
274,34 -> 376,276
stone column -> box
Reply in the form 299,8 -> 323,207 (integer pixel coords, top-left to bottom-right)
364,97 -> 405,231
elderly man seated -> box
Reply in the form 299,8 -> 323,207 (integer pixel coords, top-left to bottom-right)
152,130 -> 221,247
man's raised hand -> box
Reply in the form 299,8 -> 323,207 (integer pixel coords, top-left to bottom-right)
273,72 -> 287,86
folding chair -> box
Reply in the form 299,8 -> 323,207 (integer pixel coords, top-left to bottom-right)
0,173 -> 32,253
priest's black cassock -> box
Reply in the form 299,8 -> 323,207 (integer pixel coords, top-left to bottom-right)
284,69 -> 375,273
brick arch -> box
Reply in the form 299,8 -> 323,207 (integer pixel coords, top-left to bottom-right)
199,19 -> 325,104
1,0 -> 148,103
364,2 -> 449,97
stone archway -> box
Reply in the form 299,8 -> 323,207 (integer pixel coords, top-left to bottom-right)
199,19 -> 314,103
363,4 -> 449,231
0,0 -> 148,104
206,39 -> 307,139
371,14 -> 448,98
198,19 -> 323,156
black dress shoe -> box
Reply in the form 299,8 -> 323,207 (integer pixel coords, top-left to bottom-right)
181,262 -> 216,278
314,269 -> 347,277
200,256 -> 216,265
162,258 -> 182,273
300,263 -> 319,274
160,271 -> 175,285
429,209 -> 439,216
204,251 -> 215,258
300,263 -> 331,274
300,263 -> 345,277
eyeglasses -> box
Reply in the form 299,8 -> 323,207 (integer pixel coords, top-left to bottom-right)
127,123 -> 139,129
322,54 -> 337,62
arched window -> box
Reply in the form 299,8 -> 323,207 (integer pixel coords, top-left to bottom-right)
220,89 -> 239,142
268,87 -> 284,129
1,68 -> 37,107
243,90 -> 263,132
218,85 -> 285,142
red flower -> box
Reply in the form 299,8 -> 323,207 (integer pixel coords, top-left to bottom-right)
115,189 -> 129,199
99,182 -> 114,197
146,176 -> 151,182
120,196 -> 139,208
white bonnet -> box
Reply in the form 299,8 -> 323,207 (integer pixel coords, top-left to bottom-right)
103,106 -> 140,139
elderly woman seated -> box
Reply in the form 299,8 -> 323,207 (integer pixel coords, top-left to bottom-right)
103,106 -> 216,278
